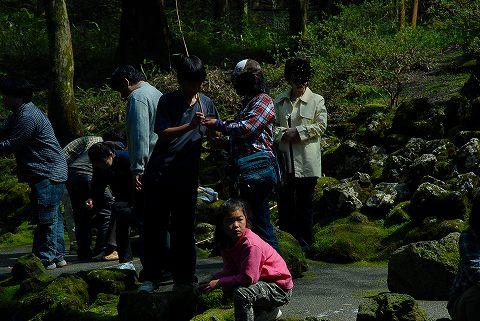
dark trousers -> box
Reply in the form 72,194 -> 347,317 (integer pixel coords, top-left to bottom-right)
112,201 -> 136,263
239,179 -> 279,252
143,175 -> 197,284
278,176 -> 317,246
66,173 -> 113,258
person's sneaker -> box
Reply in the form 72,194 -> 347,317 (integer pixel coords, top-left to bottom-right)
45,262 -> 57,270
255,307 -> 282,321
103,250 -> 119,261
56,259 -> 67,268
117,261 -> 136,271
138,281 -> 157,293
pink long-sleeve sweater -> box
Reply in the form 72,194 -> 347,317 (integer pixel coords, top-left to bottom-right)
214,228 -> 294,291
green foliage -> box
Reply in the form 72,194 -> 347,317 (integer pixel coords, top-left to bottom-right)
190,308 -> 234,321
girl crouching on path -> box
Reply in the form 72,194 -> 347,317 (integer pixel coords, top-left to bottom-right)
201,199 -> 293,321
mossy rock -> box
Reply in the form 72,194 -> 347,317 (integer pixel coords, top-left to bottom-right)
197,200 -> 224,224
0,284 -> 21,321
385,202 -> 411,227
82,268 -> 136,297
18,274 -> 90,320
404,218 -> 466,243
0,221 -> 35,249
53,293 -> 119,321
312,177 -> 339,213
311,218 -> 390,263
190,308 -> 234,321
18,273 -> 51,296
388,233 -> 460,300
356,292 -> 428,321
276,229 -> 308,278
409,183 -> 469,220
197,289 -> 232,313
11,254 -> 46,282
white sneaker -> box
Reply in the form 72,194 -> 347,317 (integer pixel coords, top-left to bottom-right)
56,259 -> 67,268
255,307 -> 282,321
117,261 -> 136,271
45,262 -> 57,270
138,281 -> 156,293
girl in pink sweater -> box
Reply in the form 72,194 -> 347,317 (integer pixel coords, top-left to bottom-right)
201,199 -> 293,321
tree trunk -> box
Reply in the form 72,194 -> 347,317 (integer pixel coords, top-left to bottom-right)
118,0 -> 171,70
43,0 -> 83,145
289,0 -> 308,37
399,0 -> 406,29
213,0 -> 229,19
412,0 -> 419,27
412,0 -> 418,28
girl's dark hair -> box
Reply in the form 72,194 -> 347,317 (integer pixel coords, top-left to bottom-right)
284,58 -> 314,85
0,77 -> 33,102
88,142 -> 114,163
110,65 -> 146,90
233,73 -> 267,96
214,198 -> 251,249
174,54 -> 207,83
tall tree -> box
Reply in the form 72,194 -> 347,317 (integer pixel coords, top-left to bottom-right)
399,0 -> 406,29
289,0 -> 308,37
43,0 -> 83,145
411,0 -> 419,27
118,0 -> 171,70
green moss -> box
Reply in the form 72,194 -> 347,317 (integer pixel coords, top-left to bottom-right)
312,176 -> 339,209
191,308 -> 234,321
83,269 -> 136,297
385,201 -> 411,226
0,221 -> 35,249
277,230 -> 308,278
11,254 -> 46,282
0,284 -> 19,302
198,289 -> 232,313
405,219 -> 466,243
311,218 -> 403,263
18,274 -> 89,319
197,247 -> 212,259
88,293 -> 119,316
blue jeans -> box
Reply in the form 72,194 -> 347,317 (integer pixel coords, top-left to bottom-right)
239,178 -> 279,252
30,179 -> 66,266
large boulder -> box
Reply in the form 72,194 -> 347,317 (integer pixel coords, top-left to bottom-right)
456,138 -> 480,175
319,180 -> 363,217
356,292 -> 428,321
448,172 -> 480,198
18,274 -> 90,320
409,183 -> 468,220
364,185 -> 398,216
391,99 -> 445,139
11,254 -> 46,282
382,155 -> 412,182
387,232 -> 460,300
407,154 -> 438,186
404,218 -> 466,243
323,140 -> 373,178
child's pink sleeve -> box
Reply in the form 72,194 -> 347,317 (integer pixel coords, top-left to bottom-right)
219,245 -> 263,290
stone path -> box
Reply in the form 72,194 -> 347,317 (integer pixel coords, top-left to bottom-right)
0,247 -> 449,321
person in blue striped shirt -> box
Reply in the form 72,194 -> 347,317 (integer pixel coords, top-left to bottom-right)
0,77 -> 68,270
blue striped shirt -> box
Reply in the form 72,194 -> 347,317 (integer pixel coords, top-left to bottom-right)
0,102 -> 68,183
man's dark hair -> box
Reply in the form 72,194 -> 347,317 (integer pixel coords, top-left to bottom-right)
284,58 -> 314,85
88,142 -> 114,163
214,198 -> 251,249
0,77 -> 33,102
110,65 -> 146,91
174,54 -> 207,83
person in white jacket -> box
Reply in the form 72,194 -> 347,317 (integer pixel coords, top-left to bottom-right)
274,58 -> 327,250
